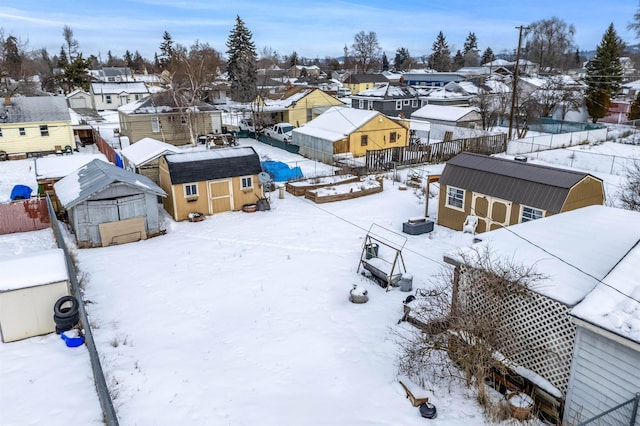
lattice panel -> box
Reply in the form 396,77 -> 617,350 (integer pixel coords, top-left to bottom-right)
457,267 -> 575,395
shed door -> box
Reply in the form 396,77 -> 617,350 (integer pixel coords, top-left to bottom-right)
208,180 -> 232,213
70,98 -> 87,109
87,199 -> 119,244
117,194 -> 146,221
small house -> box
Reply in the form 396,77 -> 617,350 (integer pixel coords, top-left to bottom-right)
256,87 -> 345,128
54,159 -> 166,247
120,137 -> 181,185
158,147 -> 263,221
90,81 -> 149,111
0,249 -> 69,342
292,106 -> 409,163
350,84 -> 421,118
437,152 -> 604,233
343,74 -> 389,95
66,89 -> 93,110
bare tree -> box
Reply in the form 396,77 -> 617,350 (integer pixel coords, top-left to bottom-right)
395,247 -> 544,417
620,159 -> 640,212
62,25 -> 79,61
351,31 -> 381,73
521,76 -> 584,120
525,17 -> 575,72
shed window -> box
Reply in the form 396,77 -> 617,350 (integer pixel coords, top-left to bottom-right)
184,183 -> 198,197
360,135 -> 368,147
40,125 -> 49,136
521,206 -> 543,223
395,100 -> 402,110
19,127 -> 26,136
446,186 -> 464,209
151,116 -> 160,133
241,176 -> 253,189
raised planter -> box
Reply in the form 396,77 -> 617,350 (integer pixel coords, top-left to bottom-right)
242,203 -> 258,213
507,392 -> 534,421
402,218 -> 434,235
305,177 -> 383,204
286,174 -> 360,196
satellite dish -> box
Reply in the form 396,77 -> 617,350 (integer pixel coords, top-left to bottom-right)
258,172 -> 272,184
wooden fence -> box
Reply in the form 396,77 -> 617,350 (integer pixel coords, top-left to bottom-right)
0,199 -> 50,235
364,133 -> 507,173
96,134 -> 119,165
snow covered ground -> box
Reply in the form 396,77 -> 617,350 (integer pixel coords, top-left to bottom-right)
0,126 -> 638,425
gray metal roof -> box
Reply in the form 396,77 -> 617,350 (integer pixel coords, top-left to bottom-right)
165,147 -> 262,184
0,96 -> 71,124
440,152 -> 598,212
54,159 -> 166,209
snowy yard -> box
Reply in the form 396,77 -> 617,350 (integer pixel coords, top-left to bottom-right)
0,130 -> 638,425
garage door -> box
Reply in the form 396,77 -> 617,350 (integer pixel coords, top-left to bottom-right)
69,98 -> 87,109
208,180 -> 232,213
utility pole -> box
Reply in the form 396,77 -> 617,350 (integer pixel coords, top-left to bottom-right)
508,25 -> 529,140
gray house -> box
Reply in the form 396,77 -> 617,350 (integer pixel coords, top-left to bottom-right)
54,159 -> 166,247
350,84 -> 420,118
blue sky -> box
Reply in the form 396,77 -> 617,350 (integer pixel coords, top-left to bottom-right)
0,1 -> 637,62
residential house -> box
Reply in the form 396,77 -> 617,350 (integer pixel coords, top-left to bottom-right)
622,79 -> 640,101
292,106 -> 409,163
120,137 -> 181,185
288,65 -> 321,78
411,105 -> 482,128
343,74 -> 389,95
0,95 -> 75,158
54,159 -> 166,247
255,86 -> 345,128
350,84 -> 421,118
437,152 -> 605,233
565,224 -> 640,425
402,72 -> 465,88
158,147 -> 263,221
117,91 -> 223,146
443,205 -> 640,424
90,82 -> 149,111
90,67 -> 135,82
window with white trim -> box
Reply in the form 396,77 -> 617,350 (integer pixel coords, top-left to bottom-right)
395,100 -> 402,110
367,101 -> 373,110
521,206 -> 543,223
403,99 -> 410,106
446,186 -> 464,209
241,176 -> 253,189
184,183 -> 198,197
106,95 -> 112,104
151,116 -> 160,133
358,99 -> 365,109
40,125 -> 49,136
412,99 -> 418,107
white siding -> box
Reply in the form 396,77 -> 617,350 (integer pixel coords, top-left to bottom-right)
564,326 -> 640,425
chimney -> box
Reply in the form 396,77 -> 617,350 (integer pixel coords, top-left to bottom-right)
4,94 -> 10,107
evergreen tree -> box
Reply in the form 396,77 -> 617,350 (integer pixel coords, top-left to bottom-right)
124,50 -> 133,67
57,46 -> 68,68
585,23 -> 623,122
158,31 -> 174,69
453,50 -> 464,70
132,51 -> 145,72
629,92 -> 640,121
463,32 -> 478,54
288,51 -> 299,67
480,47 -> 495,65
106,50 -> 115,66
226,15 -> 258,103
430,31 -> 451,71
381,52 -> 389,71
56,53 -> 91,93
394,47 -> 411,71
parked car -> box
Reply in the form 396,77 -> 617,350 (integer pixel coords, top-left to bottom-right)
262,123 -> 295,143
238,118 -> 255,133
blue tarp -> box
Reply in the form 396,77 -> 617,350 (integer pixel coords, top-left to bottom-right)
260,161 -> 303,182
10,185 -> 32,201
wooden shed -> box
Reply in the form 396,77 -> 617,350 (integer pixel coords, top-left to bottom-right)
0,249 -> 69,342
54,159 -> 166,247
437,152 -> 604,233
158,147 -> 263,221
120,137 -> 181,185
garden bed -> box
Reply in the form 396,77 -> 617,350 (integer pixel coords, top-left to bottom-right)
285,174 -> 360,196
304,176 -> 383,204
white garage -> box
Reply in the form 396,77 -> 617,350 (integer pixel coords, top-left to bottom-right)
0,249 -> 69,343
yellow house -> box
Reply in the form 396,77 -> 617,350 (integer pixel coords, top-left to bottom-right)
255,87 -> 344,128
158,147 -> 264,222
343,74 -> 389,95
0,96 -> 75,157
292,106 -> 409,163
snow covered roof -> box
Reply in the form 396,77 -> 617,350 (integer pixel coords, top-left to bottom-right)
483,59 -> 511,67
292,106 -> 378,142
54,159 -> 166,208
0,249 -> 68,292
117,92 -> 216,114
412,105 -> 478,121
571,241 -> 640,344
90,82 -> 148,95
352,84 -> 417,99
35,154 -> 109,179
446,206 -> 640,306
0,96 -> 71,124
120,138 -> 181,167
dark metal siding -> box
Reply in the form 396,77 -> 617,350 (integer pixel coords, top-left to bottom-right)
166,153 -> 262,185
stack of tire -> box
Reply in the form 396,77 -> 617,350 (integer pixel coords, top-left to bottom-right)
53,295 -> 80,334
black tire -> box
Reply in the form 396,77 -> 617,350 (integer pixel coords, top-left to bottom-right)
55,323 -> 74,335
54,313 -> 79,329
53,296 -> 79,319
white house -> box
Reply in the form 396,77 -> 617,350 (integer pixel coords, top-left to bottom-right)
90,82 -> 149,111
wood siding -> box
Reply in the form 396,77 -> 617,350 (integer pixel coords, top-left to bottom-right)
119,111 -> 222,145
561,176 -> 605,212
346,114 -> 408,157
0,121 -> 75,155
287,90 -> 344,127
564,326 -> 640,425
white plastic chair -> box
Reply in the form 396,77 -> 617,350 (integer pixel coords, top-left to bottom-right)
463,215 -> 478,234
